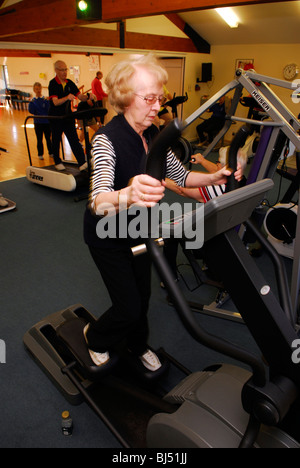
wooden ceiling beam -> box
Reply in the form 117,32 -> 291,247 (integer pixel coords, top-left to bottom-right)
125,31 -> 198,53
0,48 -> 104,57
165,13 -> 210,53
0,26 -> 199,53
1,27 -> 120,49
0,0 -> 88,38
0,49 -> 52,57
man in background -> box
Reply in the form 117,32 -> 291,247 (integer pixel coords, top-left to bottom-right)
196,96 -> 226,147
48,60 -> 96,171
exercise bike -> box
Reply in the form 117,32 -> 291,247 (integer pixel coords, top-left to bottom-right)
0,146 -> 16,213
24,118 -> 300,448
164,93 -> 188,120
25,107 -> 107,192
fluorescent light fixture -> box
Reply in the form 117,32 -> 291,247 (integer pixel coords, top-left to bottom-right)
215,7 -> 239,28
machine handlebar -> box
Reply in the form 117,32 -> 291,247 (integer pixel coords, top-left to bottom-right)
146,118 -> 183,180
226,125 -> 250,192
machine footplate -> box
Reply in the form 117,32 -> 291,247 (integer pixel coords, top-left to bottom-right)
57,317 -> 117,379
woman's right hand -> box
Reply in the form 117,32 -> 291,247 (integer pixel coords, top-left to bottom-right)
125,174 -> 165,207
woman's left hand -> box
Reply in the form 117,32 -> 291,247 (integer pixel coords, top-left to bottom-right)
234,162 -> 243,182
211,162 -> 243,186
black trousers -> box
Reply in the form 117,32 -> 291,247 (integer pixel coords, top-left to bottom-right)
34,123 -> 53,156
196,116 -> 225,143
86,244 -> 152,355
50,120 -> 85,166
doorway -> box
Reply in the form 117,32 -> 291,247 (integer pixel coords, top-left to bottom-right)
1,65 -> 9,89
159,57 -> 185,119
0,65 -> 9,105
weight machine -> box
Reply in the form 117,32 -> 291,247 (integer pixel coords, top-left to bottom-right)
179,68 -> 300,325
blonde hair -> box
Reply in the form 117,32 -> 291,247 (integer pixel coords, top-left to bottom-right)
33,82 -> 42,89
105,54 -> 168,114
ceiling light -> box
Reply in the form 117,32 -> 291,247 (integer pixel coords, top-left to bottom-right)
215,7 -> 240,28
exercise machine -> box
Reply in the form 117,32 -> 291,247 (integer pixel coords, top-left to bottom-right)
25,107 -> 107,192
161,93 -> 192,165
164,93 -> 188,119
177,69 -> 300,325
145,119 -> 300,447
264,202 -> 298,259
0,146 -> 16,213
24,119 -> 300,447
185,68 -> 300,160
264,151 -> 300,260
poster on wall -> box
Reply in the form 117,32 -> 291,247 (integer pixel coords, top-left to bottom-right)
235,59 -> 254,72
71,66 -> 80,85
89,55 -> 100,71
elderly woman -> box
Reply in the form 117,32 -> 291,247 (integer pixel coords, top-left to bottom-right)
83,55 -> 241,371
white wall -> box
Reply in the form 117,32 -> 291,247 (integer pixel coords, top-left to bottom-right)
182,43 -> 300,140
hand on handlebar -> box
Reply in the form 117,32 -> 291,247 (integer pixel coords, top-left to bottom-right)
211,162 -> 243,186
234,162 -> 244,182
190,153 -> 204,165
125,174 -> 165,207
67,93 -> 76,101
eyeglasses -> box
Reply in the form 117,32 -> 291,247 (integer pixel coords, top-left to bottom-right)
56,68 -> 68,72
134,94 -> 164,105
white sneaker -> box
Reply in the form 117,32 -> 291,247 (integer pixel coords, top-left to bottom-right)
139,349 -> 161,372
0,196 -> 8,207
83,324 -> 110,366
79,162 -> 88,171
55,163 -> 66,171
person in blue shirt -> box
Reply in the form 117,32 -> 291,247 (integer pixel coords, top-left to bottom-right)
196,96 -> 226,146
28,82 -> 53,160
